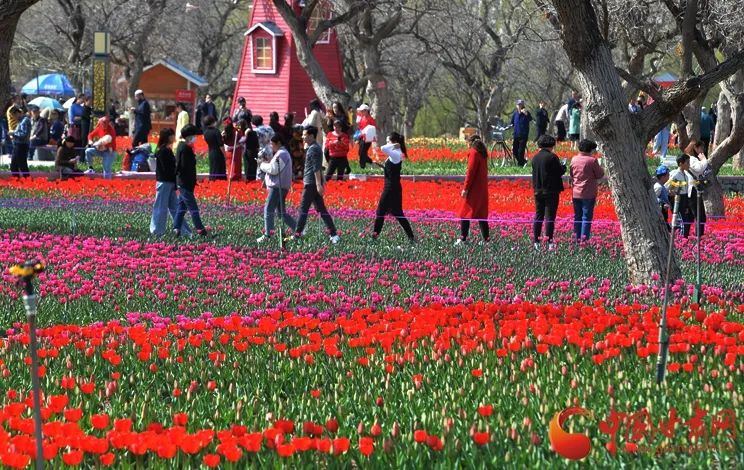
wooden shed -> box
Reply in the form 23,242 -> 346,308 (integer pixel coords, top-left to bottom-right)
231,0 -> 345,120
120,59 -> 207,132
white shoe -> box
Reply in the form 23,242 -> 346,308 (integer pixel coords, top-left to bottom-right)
84,168 -> 95,175
256,235 -> 271,243
533,242 -> 540,251
548,242 -> 556,251
329,235 -> 340,244
454,238 -> 466,246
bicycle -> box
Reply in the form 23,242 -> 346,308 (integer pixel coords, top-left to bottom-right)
488,124 -> 518,168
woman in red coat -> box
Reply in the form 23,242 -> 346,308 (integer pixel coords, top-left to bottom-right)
456,135 -> 490,244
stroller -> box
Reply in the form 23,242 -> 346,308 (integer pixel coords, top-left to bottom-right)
127,143 -> 153,172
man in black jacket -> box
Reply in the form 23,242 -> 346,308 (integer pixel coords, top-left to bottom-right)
173,124 -> 208,236
531,134 -> 565,250
130,90 -> 152,146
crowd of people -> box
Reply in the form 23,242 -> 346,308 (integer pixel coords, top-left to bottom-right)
2,90 -> 713,245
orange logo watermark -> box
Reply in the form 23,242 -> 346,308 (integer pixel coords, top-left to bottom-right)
549,406 -> 593,460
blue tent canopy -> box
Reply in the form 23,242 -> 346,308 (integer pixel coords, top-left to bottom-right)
20,74 -> 76,96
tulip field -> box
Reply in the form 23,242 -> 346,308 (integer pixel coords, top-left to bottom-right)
0,176 -> 742,468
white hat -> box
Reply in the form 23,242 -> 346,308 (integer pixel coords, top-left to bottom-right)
357,104 -> 370,111
134,89 -> 144,95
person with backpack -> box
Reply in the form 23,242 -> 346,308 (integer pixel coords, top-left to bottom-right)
371,132 -> 415,242
256,134 -> 296,243
173,124 -> 208,237
151,128 -> 191,237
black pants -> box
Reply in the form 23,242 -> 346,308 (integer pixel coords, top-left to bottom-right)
11,142 -> 30,177
243,150 -> 258,180
556,121 -> 567,141
460,220 -> 489,241
533,193 -> 559,242
209,151 -> 226,181
512,136 -> 528,166
326,157 -> 349,181
133,128 -> 150,147
359,141 -> 373,168
373,187 -> 414,240
536,125 -> 547,140
295,184 -> 337,236
678,188 -> 706,238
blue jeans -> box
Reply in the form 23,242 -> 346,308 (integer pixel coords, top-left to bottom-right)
573,198 -> 596,240
173,187 -> 205,233
84,148 -> 116,178
264,187 -> 296,235
150,182 -> 191,236
653,126 -> 670,158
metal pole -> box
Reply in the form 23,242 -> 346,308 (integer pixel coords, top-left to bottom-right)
225,131 -> 239,206
10,260 -> 46,470
693,191 -> 702,304
656,196 -> 681,385
24,294 -> 44,470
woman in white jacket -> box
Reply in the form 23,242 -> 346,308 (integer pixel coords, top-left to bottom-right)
256,135 -> 297,242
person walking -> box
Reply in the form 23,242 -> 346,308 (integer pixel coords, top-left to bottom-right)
570,139 -> 604,242
568,102 -> 582,150
130,90 -> 152,147
531,134 -> 565,250
455,135 -> 490,245
324,120 -> 350,181
371,132 -> 415,242
535,102 -> 549,140
8,107 -> 31,177
150,128 -> 191,237
293,125 -> 340,243
84,116 -> 117,178
256,134 -> 297,242
510,99 -> 532,166
356,104 -> 377,169
175,102 -> 190,140
173,124 -> 208,237
203,115 -> 226,180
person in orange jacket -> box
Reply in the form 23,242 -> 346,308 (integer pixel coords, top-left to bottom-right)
324,119 -> 350,181
84,116 -> 117,178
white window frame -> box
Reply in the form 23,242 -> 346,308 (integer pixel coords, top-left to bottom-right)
250,35 -> 276,74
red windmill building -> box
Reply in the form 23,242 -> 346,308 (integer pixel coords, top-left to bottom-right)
232,0 -> 345,120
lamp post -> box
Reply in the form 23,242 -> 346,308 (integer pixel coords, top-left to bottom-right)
9,260 -> 46,470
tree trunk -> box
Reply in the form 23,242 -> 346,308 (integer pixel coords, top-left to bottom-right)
1,1 -> 41,106
712,91 -> 731,149
704,70 -> 744,217
551,0 -> 680,285
362,46 -> 393,142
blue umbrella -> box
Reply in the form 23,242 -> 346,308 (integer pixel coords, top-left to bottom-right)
20,73 -> 76,96
28,96 -> 65,111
